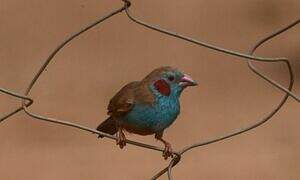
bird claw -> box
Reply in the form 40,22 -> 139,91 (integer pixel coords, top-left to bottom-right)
116,131 -> 126,149
163,142 -> 173,160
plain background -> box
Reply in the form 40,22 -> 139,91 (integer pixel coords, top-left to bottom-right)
0,0 -> 299,179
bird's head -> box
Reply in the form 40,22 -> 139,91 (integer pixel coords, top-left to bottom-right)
143,66 -> 197,98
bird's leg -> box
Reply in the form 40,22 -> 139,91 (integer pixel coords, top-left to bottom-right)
155,132 -> 173,160
116,126 -> 126,149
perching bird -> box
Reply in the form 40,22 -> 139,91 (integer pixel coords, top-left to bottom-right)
97,66 -> 197,159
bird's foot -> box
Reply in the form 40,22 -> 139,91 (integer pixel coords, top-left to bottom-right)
163,142 -> 173,160
116,130 -> 126,149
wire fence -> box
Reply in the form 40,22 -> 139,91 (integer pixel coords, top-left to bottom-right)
0,0 -> 299,179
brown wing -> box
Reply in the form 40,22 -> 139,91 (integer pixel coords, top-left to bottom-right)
107,81 -> 140,117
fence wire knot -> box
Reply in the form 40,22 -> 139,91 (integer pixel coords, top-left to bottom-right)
1,1 -> 299,179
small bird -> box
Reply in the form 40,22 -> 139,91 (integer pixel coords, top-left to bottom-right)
97,66 -> 197,159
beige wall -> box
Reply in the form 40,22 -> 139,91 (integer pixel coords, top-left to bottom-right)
0,0 -> 299,179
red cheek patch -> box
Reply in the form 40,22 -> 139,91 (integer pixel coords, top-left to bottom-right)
154,79 -> 170,96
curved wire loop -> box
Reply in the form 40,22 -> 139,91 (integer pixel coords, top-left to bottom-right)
0,0 -> 299,179
145,8 -> 298,180
123,0 -> 300,102
19,3 -> 168,154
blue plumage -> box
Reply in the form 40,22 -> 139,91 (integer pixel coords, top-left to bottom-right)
125,89 -> 180,133
97,66 -> 197,159
124,70 -> 185,134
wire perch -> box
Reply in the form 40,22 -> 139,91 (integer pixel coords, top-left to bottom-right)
0,1 -> 299,179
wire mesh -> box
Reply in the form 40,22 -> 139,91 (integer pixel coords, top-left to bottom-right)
0,0 -> 299,179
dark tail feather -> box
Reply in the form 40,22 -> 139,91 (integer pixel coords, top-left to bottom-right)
96,117 -> 117,138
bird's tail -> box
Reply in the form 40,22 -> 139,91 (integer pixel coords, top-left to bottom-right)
96,117 -> 117,138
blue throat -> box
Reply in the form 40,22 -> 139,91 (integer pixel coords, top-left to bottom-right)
124,83 -> 183,133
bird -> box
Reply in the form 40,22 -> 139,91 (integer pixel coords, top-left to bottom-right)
96,66 -> 197,159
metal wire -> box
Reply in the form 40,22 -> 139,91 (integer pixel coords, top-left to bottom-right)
123,1 -> 300,102
152,16 -> 298,179
0,87 -> 33,123
0,0 -> 299,179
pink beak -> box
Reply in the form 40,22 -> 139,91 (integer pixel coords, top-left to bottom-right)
179,74 -> 198,87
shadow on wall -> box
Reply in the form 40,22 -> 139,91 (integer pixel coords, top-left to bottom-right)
291,45 -> 300,84
244,0 -> 299,25
244,0 -> 300,86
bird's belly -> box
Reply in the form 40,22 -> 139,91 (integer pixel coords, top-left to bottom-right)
123,100 -> 180,135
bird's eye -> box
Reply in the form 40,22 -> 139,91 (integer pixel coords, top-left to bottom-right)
168,75 -> 175,82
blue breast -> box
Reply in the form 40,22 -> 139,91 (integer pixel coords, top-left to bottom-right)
124,94 -> 180,133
